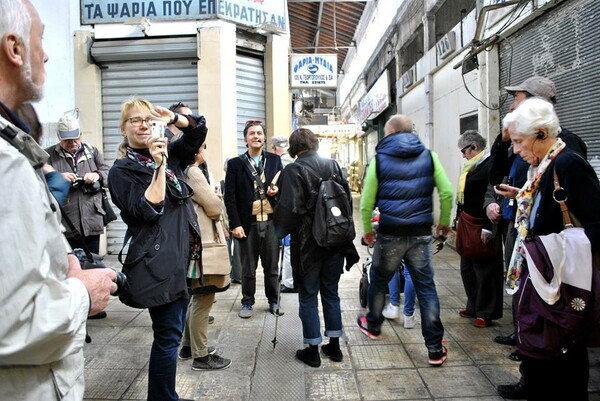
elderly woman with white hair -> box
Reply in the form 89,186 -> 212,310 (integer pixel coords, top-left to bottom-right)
499,97 -> 600,401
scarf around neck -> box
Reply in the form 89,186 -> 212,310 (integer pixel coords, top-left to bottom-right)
126,147 -> 182,194
457,148 -> 489,205
505,138 -> 566,294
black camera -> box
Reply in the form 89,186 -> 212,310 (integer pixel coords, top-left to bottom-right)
73,177 -> 101,194
73,248 -> 127,296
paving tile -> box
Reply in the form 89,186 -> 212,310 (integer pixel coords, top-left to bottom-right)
350,344 -> 414,370
418,365 -> 497,398
356,369 -> 430,400
306,370 -> 361,401
460,341 -> 520,365
84,344 -> 149,370
84,368 -> 139,400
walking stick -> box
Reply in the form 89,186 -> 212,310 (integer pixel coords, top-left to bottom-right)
272,242 -> 285,349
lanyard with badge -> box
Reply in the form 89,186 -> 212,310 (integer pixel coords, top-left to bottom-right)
243,153 -> 273,220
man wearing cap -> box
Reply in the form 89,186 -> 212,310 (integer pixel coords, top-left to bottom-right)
46,114 -> 110,256
0,1 -> 116,399
224,121 -> 284,318
271,135 -> 297,293
485,76 -> 587,400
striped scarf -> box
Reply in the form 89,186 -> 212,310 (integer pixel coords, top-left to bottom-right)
126,147 -> 182,194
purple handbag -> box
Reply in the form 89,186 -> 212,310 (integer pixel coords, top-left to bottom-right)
515,171 -> 600,359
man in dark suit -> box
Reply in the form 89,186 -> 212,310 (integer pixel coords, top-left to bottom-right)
224,120 -> 284,318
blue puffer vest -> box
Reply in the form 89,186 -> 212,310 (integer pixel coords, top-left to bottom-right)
376,132 -> 434,236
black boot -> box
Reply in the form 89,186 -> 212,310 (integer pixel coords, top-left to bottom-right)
296,345 -> 321,367
322,338 -> 343,362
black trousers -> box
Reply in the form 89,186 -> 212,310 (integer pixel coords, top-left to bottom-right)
238,220 -> 280,306
459,240 -> 504,320
522,343 -> 589,401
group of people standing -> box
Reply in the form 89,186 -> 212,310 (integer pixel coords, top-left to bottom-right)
1,2 -> 599,401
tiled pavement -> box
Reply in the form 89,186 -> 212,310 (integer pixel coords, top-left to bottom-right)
84,197 -> 600,400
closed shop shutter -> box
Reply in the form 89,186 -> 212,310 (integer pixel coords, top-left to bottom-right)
92,37 -> 199,253
236,53 -> 266,155
499,0 -> 600,176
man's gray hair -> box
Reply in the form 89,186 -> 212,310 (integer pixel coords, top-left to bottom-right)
0,0 -> 32,53
503,97 -> 561,138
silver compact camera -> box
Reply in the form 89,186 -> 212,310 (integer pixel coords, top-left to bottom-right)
150,120 -> 166,138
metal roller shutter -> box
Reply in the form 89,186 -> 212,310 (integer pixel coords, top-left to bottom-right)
236,53 -> 266,155
499,0 -> 600,176
93,37 -> 199,253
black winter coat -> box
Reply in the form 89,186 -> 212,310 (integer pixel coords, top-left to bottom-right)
224,151 -> 283,233
108,116 -> 207,308
274,151 -> 359,277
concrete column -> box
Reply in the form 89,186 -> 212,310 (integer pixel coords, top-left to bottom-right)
479,49 -> 501,143
265,33 -> 291,140
422,12 -> 435,149
73,31 -> 103,150
197,22 -> 237,182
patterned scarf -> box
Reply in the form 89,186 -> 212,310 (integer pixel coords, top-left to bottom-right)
126,147 -> 182,194
505,138 -> 566,294
457,148 -> 489,205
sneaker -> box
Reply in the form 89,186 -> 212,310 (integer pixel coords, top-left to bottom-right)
269,303 -> 284,316
403,312 -> 416,329
191,354 -> 232,371
497,382 -> 526,399
382,303 -> 401,319
238,304 -> 253,318
178,346 -> 216,360
428,345 -> 448,366
356,315 -> 382,339
321,343 -> 343,362
178,346 -> 192,360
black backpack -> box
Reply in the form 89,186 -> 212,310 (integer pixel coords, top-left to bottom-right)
303,161 -> 356,247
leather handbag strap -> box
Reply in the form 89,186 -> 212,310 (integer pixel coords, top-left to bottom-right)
552,169 -> 573,228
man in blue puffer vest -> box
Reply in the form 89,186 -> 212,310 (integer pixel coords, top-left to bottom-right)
358,114 -> 454,366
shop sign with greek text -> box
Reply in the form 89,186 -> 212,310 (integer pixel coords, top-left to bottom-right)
290,54 -> 337,88
81,0 -> 287,31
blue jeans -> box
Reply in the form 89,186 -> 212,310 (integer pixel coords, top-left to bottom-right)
388,264 -> 416,316
298,253 -> 344,345
147,296 -> 188,401
367,234 -> 444,352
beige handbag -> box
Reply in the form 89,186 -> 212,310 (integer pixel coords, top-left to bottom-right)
188,220 -> 231,278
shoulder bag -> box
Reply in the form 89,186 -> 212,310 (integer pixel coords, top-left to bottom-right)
516,170 -> 600,359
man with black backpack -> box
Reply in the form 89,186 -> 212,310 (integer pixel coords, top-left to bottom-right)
358,114 -> 453,367
274,128 -> 359,368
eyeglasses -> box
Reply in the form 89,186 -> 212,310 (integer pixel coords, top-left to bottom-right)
460,144 -> 473,155
127,117 -> 151,126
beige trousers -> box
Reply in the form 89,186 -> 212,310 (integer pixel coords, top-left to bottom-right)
182,292 -> 215,358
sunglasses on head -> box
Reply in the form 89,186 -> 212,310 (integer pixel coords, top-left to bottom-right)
245,119 -> 263,126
